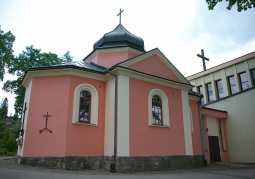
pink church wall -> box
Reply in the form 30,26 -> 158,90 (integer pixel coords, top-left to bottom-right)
129,78 -> 186,156
202,116 -> 210,164
189,100 -> 203,155
65,75 -> 105,156
88,51 -> 137,68
217,119 -> 230,162
23,75 -> 105,156
129,55 -> 182,83
23,76 -> 71,156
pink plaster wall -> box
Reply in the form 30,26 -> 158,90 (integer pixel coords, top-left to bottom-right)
189,100 -> 203,155
129,78 -> 186,156
23,76 -> 71,156
129,54 -> 182,83
217,119 -> 230,162
88,51 -> 138,68
23,75 -> 106,156
65,76 -> 105,156
201,108 -> 228,119
203,116 -> 210,164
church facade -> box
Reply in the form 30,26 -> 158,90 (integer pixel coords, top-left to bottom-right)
16,23 -> 230,172
188,51 -> 255,163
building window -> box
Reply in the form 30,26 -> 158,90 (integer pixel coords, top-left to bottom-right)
251,69 -> 255,86
152,95 -> 163,125
72,83 -> 99,126
79,91 -> 91,123
239,72 -> 249,90
215,80 -> 224,99
197,86 -> 205,105
206,83 -> 214,102
227,76 -> 237,94
148,89 -> 170,127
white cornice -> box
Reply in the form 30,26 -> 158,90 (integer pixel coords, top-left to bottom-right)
119,48 -> 190,84
111,67 -> 193,91
22,66 -> 193,91
22,69 -> 106,87
83,47 -> 144,63
188,95 -> 200,101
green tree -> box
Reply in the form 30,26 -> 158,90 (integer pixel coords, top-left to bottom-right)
206,0 -> 255,11
0,128 -> 17,155
0,29 -> 15,81
2,45 -> 63,116
0,98 -> 8,138
61,50 -> 74,64
0,98 -> 8,120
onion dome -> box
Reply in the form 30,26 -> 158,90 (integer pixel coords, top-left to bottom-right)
93,24 -> 145,51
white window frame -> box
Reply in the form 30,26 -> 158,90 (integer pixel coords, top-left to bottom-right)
148,89 -> 170,127
72,83 -> 99,126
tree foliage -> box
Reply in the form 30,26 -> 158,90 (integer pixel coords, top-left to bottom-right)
3,45 -> 72,116
0,30 -> 15,81
0,98 -> 8,120
206,0 -> 255,11
0,98 -> 8,139
61,50 -> 74,64
0,128 -> 17,155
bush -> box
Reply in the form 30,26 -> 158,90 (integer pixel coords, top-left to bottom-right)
0,128 -> 17,156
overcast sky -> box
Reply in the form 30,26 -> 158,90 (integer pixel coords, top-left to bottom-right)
0,0 -> 255,115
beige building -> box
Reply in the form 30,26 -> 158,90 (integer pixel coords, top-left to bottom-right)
187,51 -> 255,163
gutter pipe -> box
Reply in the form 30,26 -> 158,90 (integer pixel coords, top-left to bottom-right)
198,96 -> 207,166
108,70 -> 118,173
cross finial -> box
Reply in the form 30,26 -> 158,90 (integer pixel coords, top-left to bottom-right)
117,8 -> 124,24
197,49 -> 210,71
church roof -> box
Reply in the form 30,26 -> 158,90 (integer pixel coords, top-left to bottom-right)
26,61 -> 107,74
93,24 -> 145,51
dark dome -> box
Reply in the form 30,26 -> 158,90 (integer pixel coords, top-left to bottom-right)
93,24 -> 145,51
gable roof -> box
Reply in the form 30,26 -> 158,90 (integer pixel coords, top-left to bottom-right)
109,48 -> 191,84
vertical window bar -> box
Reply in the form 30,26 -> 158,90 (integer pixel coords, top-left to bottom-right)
239,72 -> 249,90
152,95 -> 163,125
198,86 -> 205,105
251,69 -> 255,86
206,83 -> 214,102
227,76 -> 237,95
79,91 -> 91,123
216,80 -> 224,99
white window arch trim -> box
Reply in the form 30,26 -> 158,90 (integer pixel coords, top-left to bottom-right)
72,83 -> 99,126
148,89 -> 170,127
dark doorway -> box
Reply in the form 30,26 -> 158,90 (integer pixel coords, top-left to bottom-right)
208,136 -> 221,162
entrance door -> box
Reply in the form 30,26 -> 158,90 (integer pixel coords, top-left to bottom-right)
208,136 -> 221,162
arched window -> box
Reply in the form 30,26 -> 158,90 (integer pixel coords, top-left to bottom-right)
79,91 -> 91,123
148,89 -> 170,127
72,83 -> 99,126
152,95 -> 163,125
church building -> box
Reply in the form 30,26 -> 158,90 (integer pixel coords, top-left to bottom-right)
16,15 -> 230,172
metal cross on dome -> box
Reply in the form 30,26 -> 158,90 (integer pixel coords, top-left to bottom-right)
197,49 -> 210,71
117,8 -> 124,24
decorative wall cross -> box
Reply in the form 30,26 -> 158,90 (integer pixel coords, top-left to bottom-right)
39,112 -> 52,133
117,8 -> 124,24
197,49 -> 210,71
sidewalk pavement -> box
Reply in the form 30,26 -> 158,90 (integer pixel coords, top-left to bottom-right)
0,156 -> 15,160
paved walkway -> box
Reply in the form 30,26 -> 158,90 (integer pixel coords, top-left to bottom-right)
0,156 -> 15,160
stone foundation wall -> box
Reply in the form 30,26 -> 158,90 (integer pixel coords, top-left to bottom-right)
15,155 -> 204,173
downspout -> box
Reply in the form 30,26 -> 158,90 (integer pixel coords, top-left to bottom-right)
198,96 -> 207,166
108,70 -> 118,173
